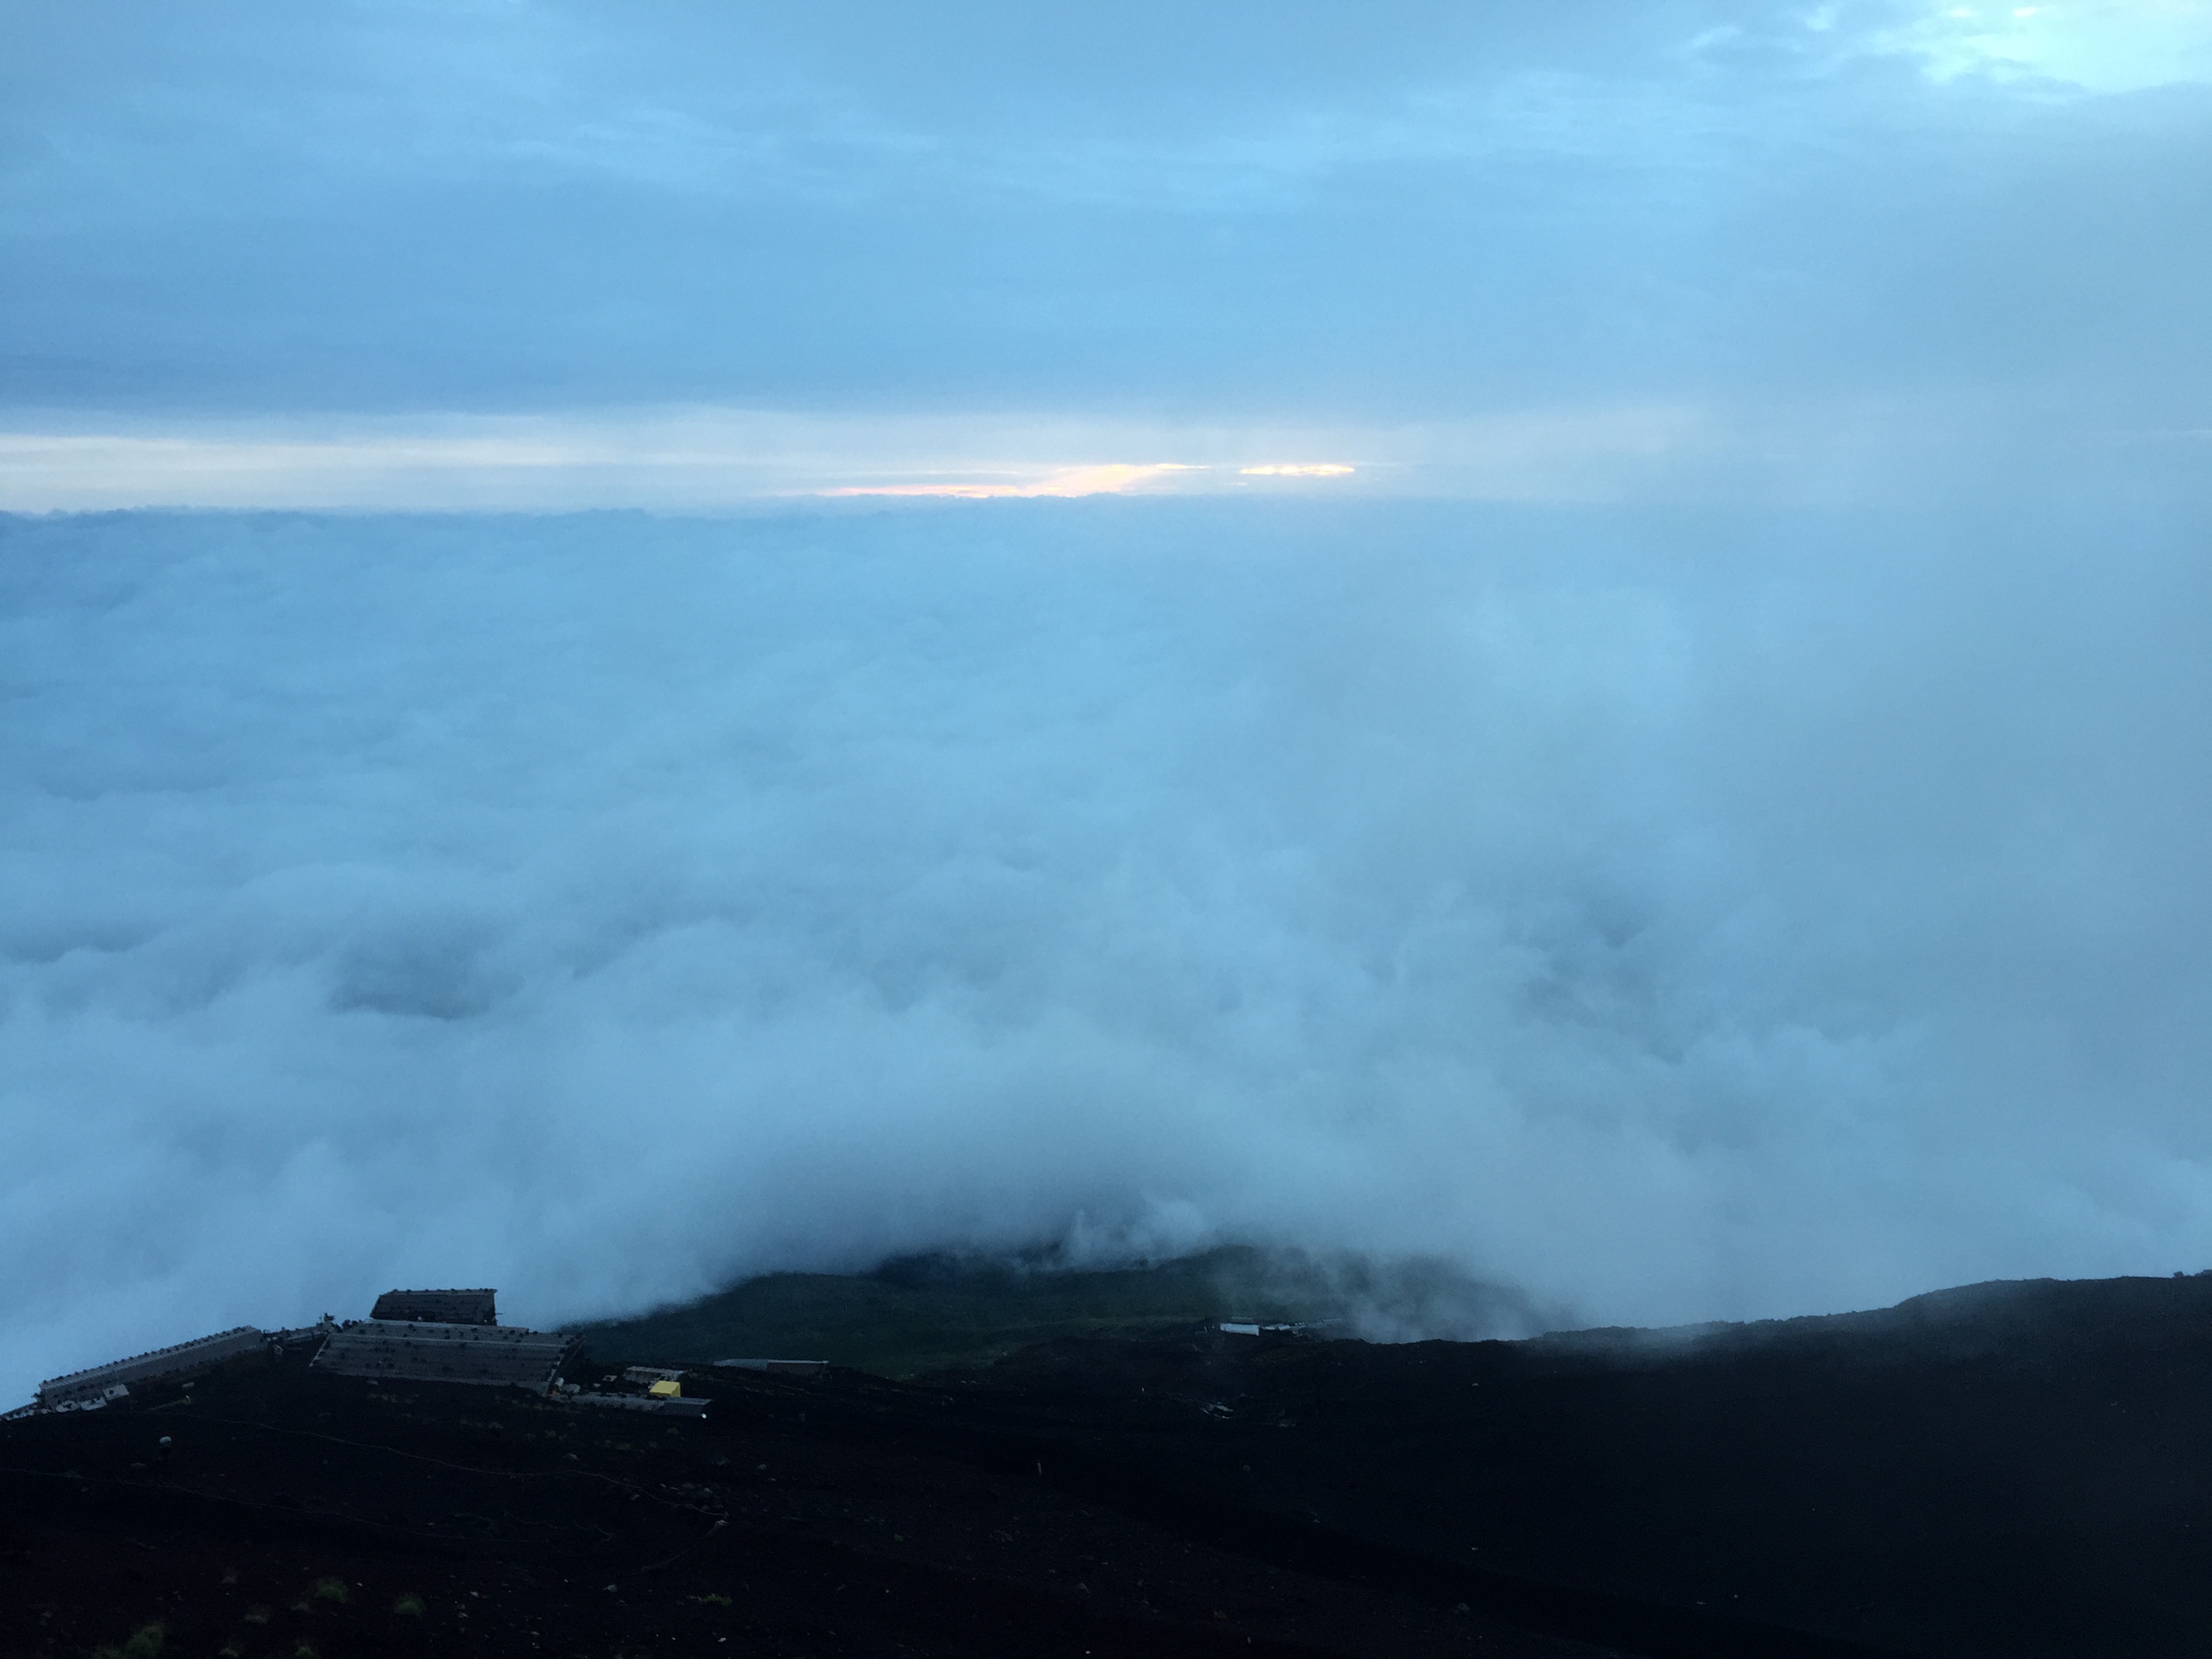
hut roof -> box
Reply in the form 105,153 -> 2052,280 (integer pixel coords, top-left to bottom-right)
370,1288 -> 497,1326
38,1327 -> 265,1406
311,1320 -> 578,1392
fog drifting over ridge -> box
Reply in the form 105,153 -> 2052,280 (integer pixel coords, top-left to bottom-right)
3,501 -> 2209,1400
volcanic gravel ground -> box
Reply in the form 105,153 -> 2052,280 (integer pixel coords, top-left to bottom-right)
8,1274 -> 2212,1658
1,1347 -> 1581,1659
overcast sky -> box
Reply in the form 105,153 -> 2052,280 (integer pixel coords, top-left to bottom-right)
5,1 -> 2208,500
3,4 -> 2211,1400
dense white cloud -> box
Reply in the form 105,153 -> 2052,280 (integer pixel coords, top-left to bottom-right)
3,502 -> 2210,1400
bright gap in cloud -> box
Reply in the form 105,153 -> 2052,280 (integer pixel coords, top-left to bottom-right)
1898,0 -> 2212,89
821,462 -> 1203,499
3,400 -> 2186,513
0,409 -> 1688,510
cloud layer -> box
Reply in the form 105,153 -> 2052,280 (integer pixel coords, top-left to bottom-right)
5,501 -> 2210,1400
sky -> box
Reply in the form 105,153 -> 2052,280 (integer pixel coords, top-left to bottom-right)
5,0 -> 2209,501
3,3 -> 2211,1399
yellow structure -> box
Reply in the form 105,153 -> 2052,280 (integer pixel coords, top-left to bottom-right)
646,1378 -> 681,1399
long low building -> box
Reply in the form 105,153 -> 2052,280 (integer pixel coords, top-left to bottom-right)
37,1327 -> 268,1407
568,1390 -> 708,1417
715,1357 -> 828,1377
310,1319 -> 581,1392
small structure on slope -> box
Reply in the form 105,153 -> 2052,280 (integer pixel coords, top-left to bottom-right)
716,1357 -> 828,1376
556,1365 -> 708,1416
370,1288 -> 497,1326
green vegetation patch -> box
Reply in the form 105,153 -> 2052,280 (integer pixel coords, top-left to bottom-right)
571,1245 -> 1336,1376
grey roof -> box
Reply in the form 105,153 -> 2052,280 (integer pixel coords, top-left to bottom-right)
266,1319 -> 339,1347
370,1288 -> 497,1326
38,1326 -> 266,1406
311,1319 -> 579,1392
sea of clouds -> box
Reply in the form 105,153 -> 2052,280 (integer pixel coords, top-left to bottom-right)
5,498 -> 2209,1400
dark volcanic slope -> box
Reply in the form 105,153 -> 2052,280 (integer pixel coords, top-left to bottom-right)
944,1273 -> 2212,1659
9,1272 -> 2212,1658
1,1342 -> 1585,1659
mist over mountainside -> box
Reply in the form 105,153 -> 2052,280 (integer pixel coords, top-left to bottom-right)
5,500 -> 2210,1406
577,1245 -> 1566,1376
580,1246 -> 2212,1380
